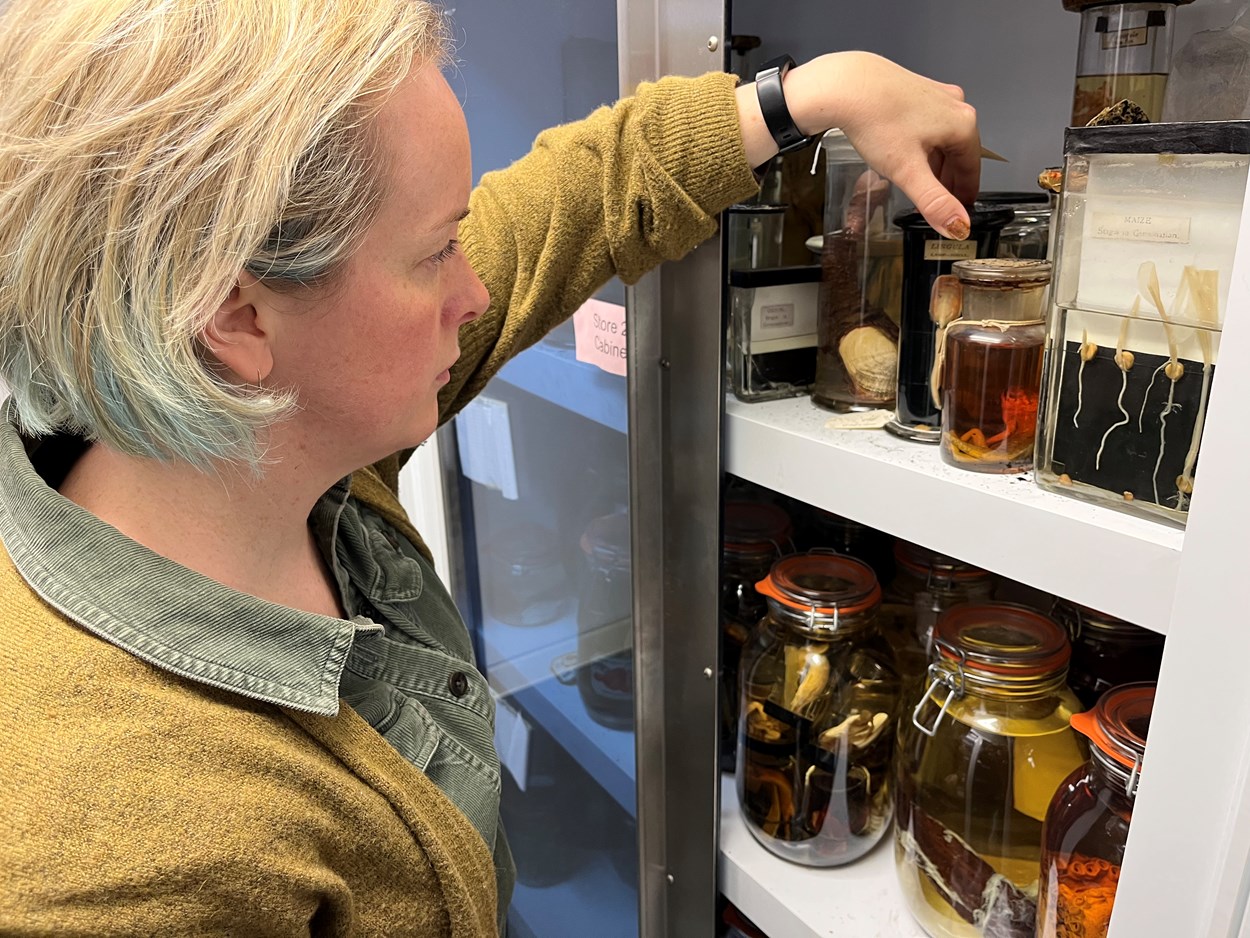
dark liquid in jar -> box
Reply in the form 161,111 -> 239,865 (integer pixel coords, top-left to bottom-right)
942,329 -> 1044,472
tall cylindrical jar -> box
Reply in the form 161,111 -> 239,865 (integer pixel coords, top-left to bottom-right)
896,603 -> 1087,938
1037,682 -> 1155,938
811,131 -> 904,412
720,500 -> 792,773
1050,599 -> 1165,708
886,208 -> 1012,443
1065,1 -> 1194,126
737,552 -> 900,866
938,258 -> 1053,474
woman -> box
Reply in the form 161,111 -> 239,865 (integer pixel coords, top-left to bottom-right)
0,0 -> 979,935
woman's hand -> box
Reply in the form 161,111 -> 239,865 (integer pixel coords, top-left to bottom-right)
736,51 -> 981,240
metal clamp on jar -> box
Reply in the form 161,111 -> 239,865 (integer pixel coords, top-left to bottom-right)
736,551 -> 900,867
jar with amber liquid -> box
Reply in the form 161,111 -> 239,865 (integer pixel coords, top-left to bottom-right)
1051,599 -> 1165,709
720,500 -> 792,773
938,258 -> 1052,473
1038,683 -> 1155,938
896,603 -> 1086,938
882,541 -> 995,687
737,552 -> 900,866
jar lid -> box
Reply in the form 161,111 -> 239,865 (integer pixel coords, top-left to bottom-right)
952,258 -> 1053,285
756,552 -> 881,618
975,191 -> 1050,207
893,541 -> 992,582
1062,0 -> 1191,10
1052,599 -> 1160,639
1070,682 -> 1154,772
934,602 -> 1071,677
723,500 -> 791,554
728,203 -> 787,216
892,205 -> 1013,232
581,511 -> 631,567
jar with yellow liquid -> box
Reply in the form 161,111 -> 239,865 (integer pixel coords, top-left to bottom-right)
895,603 -> 1087,938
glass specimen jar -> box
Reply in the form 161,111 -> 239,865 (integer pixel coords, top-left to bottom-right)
737,552 -> 900,866
1050,599 -> 1164,708
573,510 -> 634,730
728,265 -> 821,402
720,500 -> 793,773
896,603 -> 1086,938
886,207 -> 1013,443
938,258 -> 1053,474
1037,682 -> 1155,938
811,130 -> 904,412
727,203 -> 786,271
977,191 -> 1053,260
1036,121 -> 1249,526
881,541 -> 996,686
482,523 -> 571,627
795,506 -> 895,582
1065,1 -> 1192,126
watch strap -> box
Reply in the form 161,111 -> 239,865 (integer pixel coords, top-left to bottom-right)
755,54 -> 816,154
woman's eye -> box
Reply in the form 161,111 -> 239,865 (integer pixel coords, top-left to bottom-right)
429,240 -> 459,267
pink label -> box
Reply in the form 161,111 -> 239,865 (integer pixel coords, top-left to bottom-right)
573,298 -> 627,377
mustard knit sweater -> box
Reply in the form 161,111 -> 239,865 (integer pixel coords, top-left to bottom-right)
0,73 -> 757,937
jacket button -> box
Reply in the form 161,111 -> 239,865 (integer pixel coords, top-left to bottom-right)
448,672 -> 470,698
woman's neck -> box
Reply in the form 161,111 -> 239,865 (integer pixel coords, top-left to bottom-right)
57,442 -> 346,618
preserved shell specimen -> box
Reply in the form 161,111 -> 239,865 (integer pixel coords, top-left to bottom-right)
838,325 -> 897,399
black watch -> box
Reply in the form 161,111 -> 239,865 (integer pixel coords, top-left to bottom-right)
754,54 -> 817,155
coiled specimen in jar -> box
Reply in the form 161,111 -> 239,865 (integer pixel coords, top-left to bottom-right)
737,552 -> 899,867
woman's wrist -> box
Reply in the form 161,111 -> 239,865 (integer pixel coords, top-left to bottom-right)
734,52 -> 864,169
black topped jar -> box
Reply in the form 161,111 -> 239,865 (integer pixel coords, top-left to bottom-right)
885,207 -> 1013,443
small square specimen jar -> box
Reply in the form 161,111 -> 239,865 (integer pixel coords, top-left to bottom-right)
729,265 -> 821,403
1036,121 -> 1250,525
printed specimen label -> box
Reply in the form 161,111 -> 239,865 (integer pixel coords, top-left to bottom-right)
1091,212 -> 1191,244
923,239 -> 978,261
1101,26 -> 1148,50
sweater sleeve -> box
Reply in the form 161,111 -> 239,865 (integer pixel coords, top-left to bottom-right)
435,70 -> 760,425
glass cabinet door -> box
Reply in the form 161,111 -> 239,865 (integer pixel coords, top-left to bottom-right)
445,4 -> 638,936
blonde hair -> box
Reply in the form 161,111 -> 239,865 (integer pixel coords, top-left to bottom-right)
0,0 -> 450,469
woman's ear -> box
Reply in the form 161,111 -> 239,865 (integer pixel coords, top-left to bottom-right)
200,273 -> 275,384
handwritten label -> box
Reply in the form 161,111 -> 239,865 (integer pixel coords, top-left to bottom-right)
1102,26 -> 1148,50
923,239 -> 978,262
1091,212 -> 1191,244
573,297 -> 627,377
747,282 -> 819,353
760,303 -> 796,329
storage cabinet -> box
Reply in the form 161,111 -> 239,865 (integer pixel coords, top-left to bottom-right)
406,1 -> 1250,935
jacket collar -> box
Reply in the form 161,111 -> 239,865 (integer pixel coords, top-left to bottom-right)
0,401 -> 378,715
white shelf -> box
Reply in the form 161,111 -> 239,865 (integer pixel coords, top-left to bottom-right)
724,395 -> 1184,634
482,610 -> 637,814
719,776 -> 921,938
